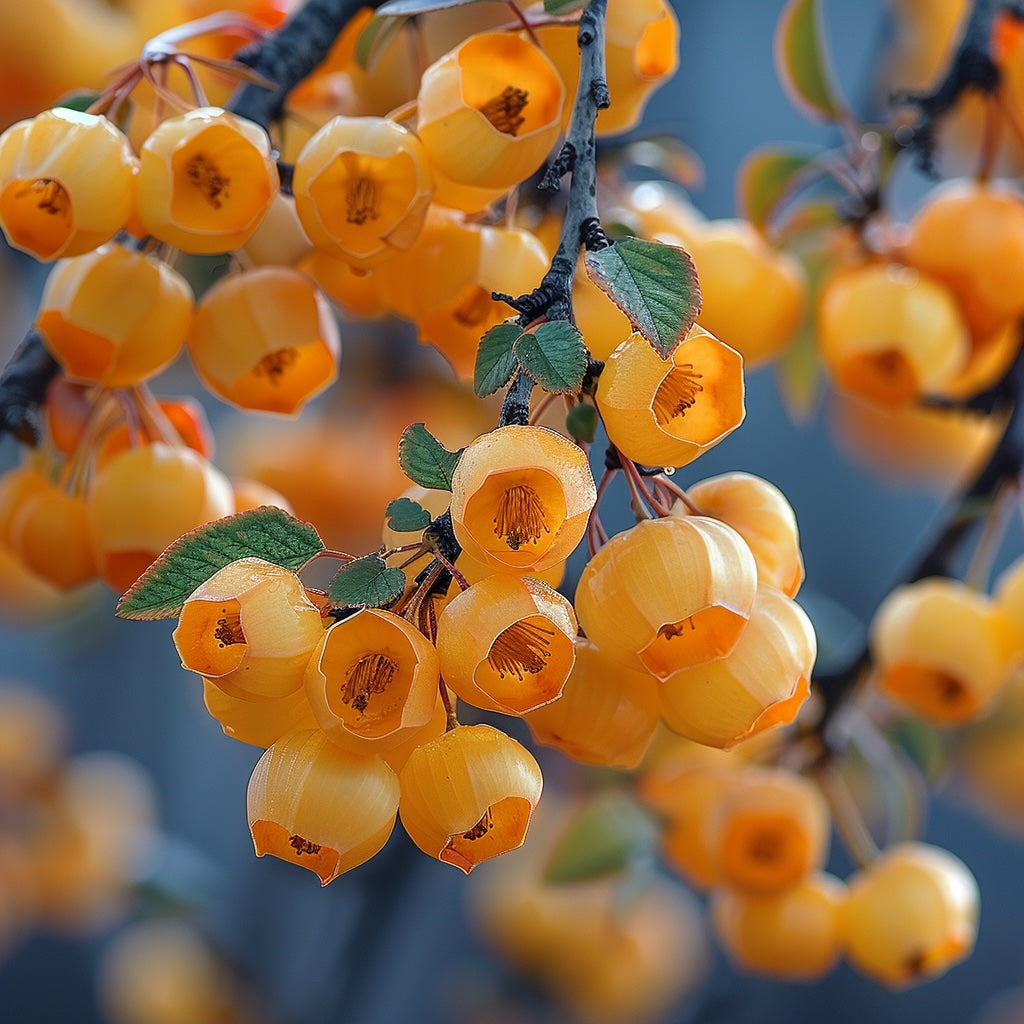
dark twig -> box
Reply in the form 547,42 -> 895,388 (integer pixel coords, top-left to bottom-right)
895,0 -> 1022,172
0,330 -> 58,446
815,341 -> 1024,740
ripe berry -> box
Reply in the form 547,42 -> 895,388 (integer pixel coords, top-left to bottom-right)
247,729 -> 399,885
574,515 -> 758,677
417,33 -> 564,193
36,244 -> 193,388
0,108 -> 135,259
293,115 -> 433,268
202,678 -> 319,749
399,723 -> 543,873
596,325 -> 746,468
449,424 -> 596,574
436,573 -> 578,715
187,266 -> 340,415
842,841 -> 978,986
136,106 -> 279,254
174,558 -> 326,701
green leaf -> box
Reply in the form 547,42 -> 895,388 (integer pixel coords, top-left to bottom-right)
475,322 -> 522,397
514,321 -> 587,394
115,508 -> 324,621
585,238 -> 701,359
385,497 -> 432,532
55,92 -> 102,114
328,555 -> 406,609
565,402 -> 598,443
377,0 -> 486,13
774,0 -> 845,121
354,14 -> 408,70
398,423 -> 463,491
544,0 -> 586,13
736,145 -> 822,234
544,792 -> 659,884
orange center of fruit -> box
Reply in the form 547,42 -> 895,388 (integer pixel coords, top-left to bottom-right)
186,153 -> 231,209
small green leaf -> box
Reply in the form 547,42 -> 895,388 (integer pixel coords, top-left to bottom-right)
737,145 -> 822,234
115,508 -> 324,621
398,423 -> 463,491
354,14 -> 408,69
385,497 -> 432,532
544,0 -> 585,13
774,0 -> 845,121
514,321 -> 587,394
565,402 -> 598,443
328,555 -> 407,609
544,792 -> 659,884
585,238 -> 701,359
475,322 -> 522,397
377,0 -> 485,13
55,92 -> 102,114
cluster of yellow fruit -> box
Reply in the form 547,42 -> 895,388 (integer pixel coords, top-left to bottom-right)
640,744 -> 979,987
818,180 -> 1024,407
0,683 -> 157,948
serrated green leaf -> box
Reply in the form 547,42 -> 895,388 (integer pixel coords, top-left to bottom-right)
514,321 -> 587,394
585,239 -> 701,359
475,322 -> 522,397
377,0 -> 485,13
565,402 -> 597,443
544,0 -> 586,13
354,13 -> 408,70
774,0 -> 845,121
398,423 -> 463,491
328,555 -> 406,609
385,497 -> 432,532
737,145 -> 822,234
115,508 -> 324,621
544,792 -> 659,884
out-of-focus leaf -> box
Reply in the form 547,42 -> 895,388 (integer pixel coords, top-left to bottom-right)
377,0 -> 485,13
354,14 -> 408,69
544,0 -> 586,13
774,0 -> 845,121
566,402 -> 598,443
544,791 -> 659,884
737,145 -> 823,233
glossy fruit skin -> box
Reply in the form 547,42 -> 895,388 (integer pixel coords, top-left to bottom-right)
416,32 -> 564,193
524,638 -> 660,770
817,262 -> 969,406
201,678 -> 319,749
36,244 -> 193,388
596,325 -> 746,468
710,767 -> 830,893
292,115 -> 433,268
136,106 -> 279,254
0,108 -> 135,259
842,841 -> 979,987
449,424 -> 596,573
173,558 -> 326,701
398,723 -> 543,873
86,443 -> 234,593
659,584 -> 816,749
711,872 -> 847,980
682,471 -> 805,596
187,266 -> 340,415
436,573 -> 578,715
303,607 -> 440,747
686,219 -> 807,368
248,729 -> 399,885
871,576 -> 1011,726
574,515 -> 758,677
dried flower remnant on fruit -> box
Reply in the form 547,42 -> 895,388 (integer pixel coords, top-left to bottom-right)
343,654 -> 399,713
346,175 -> 379,224
494,484 -> 550,551
253,347 -> 299,382
186,154 -> 230,209
478,86 -> 529,136
462,808 -> 493,841
289,834 -> 322,856
214,611 -> 245,648
653,364 -> 704,426
487,621 -> 556,680
22,178 -> 70,218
